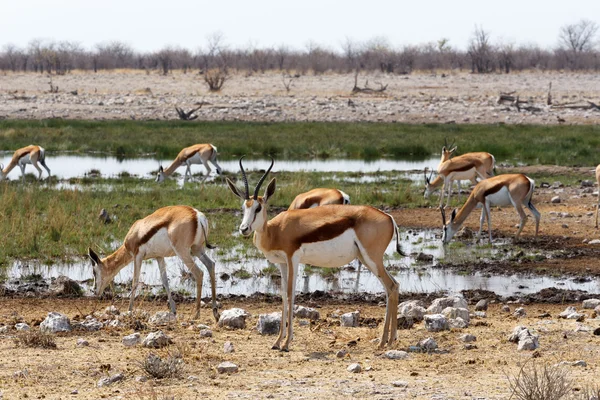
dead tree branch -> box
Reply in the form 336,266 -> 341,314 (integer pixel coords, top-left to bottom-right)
351,71 -> 387,94
175,105 -> 203,121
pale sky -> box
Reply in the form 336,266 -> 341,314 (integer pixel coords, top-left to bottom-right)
2,0 -> 599,52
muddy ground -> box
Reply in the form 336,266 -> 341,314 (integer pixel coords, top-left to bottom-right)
1,70 -> 599,124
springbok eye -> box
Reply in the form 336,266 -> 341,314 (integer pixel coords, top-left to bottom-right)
255,204 -> 262,213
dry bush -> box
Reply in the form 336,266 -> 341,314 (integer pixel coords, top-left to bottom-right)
138,351 -> 184,379
575,386 -> 600,400
507,361 -> 572,400
15,330 -> 57,349
203,68 -> 228,91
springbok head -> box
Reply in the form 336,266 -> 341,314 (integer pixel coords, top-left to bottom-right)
155,165 -> 166,183
87,248 -> 114,295
423,168 -> 436,198
442,138 -> 457,162
440,207 -> 458,244
226,156 -> 275,236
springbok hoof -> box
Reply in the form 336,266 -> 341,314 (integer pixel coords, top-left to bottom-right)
271,345 -> 280,351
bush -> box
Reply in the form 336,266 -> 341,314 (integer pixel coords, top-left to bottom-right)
204,68 -> 229,92
507,361 -> 572,400
138,352 -> 184,379
16,331 -> 57,349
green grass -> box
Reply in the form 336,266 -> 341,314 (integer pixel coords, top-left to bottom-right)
1,120 -> 599,165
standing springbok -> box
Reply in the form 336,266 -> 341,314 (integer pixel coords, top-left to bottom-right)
595,164 -> 600,228
226,157 -> 403,351
0,145 -> 51,182
156,144 -> 222,183
87,205 -> 219,321
424,149 -> 496,208
288,188 -> 350,210
441,174 -> 541,244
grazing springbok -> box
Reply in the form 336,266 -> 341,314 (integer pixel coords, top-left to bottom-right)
156,144 -> 222,183
0,145 -> 51,182
288,188 -> 350,210
441,174 -> 541,244
226,157 -> 403,351
424,148 -> 496,208
595,165 -> 600,228
87,205 -> 219,321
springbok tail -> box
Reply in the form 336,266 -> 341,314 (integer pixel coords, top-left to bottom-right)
200,219 -> 216,249
210,144 -> 218,161
387,213 -> 405,256
339,190 -> 351,205
39,147 -> 47,165
490,154 -> 497,176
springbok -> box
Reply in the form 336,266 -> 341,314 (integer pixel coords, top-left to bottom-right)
595,164 -> 600,228
0,145 -> 51,182
87,205 -> 219,321
441,174 -> 541,244
226,157 -> 403,351
424,149 -> 496,208
156,144 -> 222,183
288,188 -> 350,210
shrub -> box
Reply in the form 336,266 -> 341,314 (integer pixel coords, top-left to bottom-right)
16,331 -> 57,349
507,361 -> 572,400
138,352 -> 184,380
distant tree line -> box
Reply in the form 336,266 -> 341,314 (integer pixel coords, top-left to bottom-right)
0,21 -> 598,75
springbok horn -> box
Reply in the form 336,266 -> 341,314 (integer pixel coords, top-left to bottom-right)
239,156 -> 250,199
253,157 -> 274,200
440,207 -> 447,226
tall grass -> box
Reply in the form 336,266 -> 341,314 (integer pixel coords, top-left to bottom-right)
1,120 -> 599,165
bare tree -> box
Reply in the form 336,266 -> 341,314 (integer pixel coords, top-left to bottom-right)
468,25 -> 495,73
497,40 -> 515,73
559,19 -> 599,53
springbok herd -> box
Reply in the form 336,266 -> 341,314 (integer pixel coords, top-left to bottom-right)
2,141 -> 597,351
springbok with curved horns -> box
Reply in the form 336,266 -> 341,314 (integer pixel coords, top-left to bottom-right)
288,188 -> 350,210
226,157 -> 403,351
441,174 -> 541,244
424,148 -> 496,208
88,205 -> 219,321
156,144 -> 222,183
1,145 -> 51,182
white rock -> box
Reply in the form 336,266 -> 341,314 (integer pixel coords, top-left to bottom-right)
582,299 -> 600,309
566,312 -> 584,320
513,307 -> 526,317
572,360 -> 587,367
474,311 -> 487,318
256,312 -> 281,335
588,239 -> 600,245
424,314 -> 449,332
398,300 -> 426,322
418,337 -> 438,351
391,380 -> 408,388
475,299 -> 489,311
340,311 -> 360,327
502,305 -> 511,312
15,323 -> 30,331
551,196 -> 561,203
105,305 -> 120,315
449,317 -> 469,329
508,326 -> 532,343
294,305 -> 320,320
218,308 -> 250,329
81,316 -> 103,331
427,296 -> 468,314
347,363 -> 362,373
148,311 -> 176,326
122,332 -> 141,347
40,312 -> 71,333
460,334 -> 477,343
199,329 -> 213,338
142,331 -> 171,348
442,307 -> 470,323
518,337 -> 539,351
217,361 -> 238,374
0,325 -> 8,333
336,349 -> 348,358
223,341 -> 235,353
559,306 -> 577,318
97,373 -> 124,387
76,338 -> 89,347
385,350 -> 409,360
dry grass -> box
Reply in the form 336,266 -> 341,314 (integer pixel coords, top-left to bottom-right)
507,360 -> 572,400
15,330 -> 57,349
138,350 -> 185,380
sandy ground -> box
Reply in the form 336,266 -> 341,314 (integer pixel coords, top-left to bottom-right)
1,70 -> 599,124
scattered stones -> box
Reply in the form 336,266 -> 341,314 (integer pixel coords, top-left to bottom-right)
559,306 -> 578,319
294,305 -> 320,320
449,317 -> 469,329
40,312 -> 71,333
588,239 -> 600,245
398,300 -> 426,322
518,337 -> 539,351
418,337 -> 438,351
347,363 -> 362,373
551,196 -> 561,204
256,312 -> 281,335
0,325 -> 8,333
460,334 -> 477,343
218,308 -> 250,329
197,324 -> 211,330
391,380 -> 408,388
80,316 -> 103,331
442,307 -> 470,323
336,349 -> 348,358
581,180 -> 594,187
217,361 -> 238,374
15,323 -> 30,331
582,299 -> 600,309
509,326 -> 539,351
502,305 -> 511,313
475,299 -> 489,311
142,331 -> 172,348
97,373 -> 124,387
385,350 -> 409,360
105,305 -> 120,315
223,341 -> 235,353
464,344 -> 478,350
49,276 -> 83,297
426,296 -> 468,314
122,333 -> 141,347
148,311 -> 176,326
473,311 -> 487,318
424,314 -> 449,332
513,307 -> 526,317
76,338 -> 89,347
199,329 -> 213,338
187,375 -> 200,382
340,311 -> 360,327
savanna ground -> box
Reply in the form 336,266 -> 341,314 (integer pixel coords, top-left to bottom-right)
1,71 -> 600,399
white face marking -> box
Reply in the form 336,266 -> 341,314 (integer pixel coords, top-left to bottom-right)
240,200 -> 264,236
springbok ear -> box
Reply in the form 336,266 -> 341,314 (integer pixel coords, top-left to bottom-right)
449,146 -> 457,154
226,177 -> 244,199
88,248 -> 101,265
451,209 -> 457,221
263,178 -> 276,202
442,146 -> 447,152
159,165 -> 163,172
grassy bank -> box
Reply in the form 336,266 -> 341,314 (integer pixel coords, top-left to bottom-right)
1,120 -> 599,165
0,171 -> 417,266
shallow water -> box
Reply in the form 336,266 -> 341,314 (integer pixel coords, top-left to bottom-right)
6,230 -> 600,298
0,152 -> 440,179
